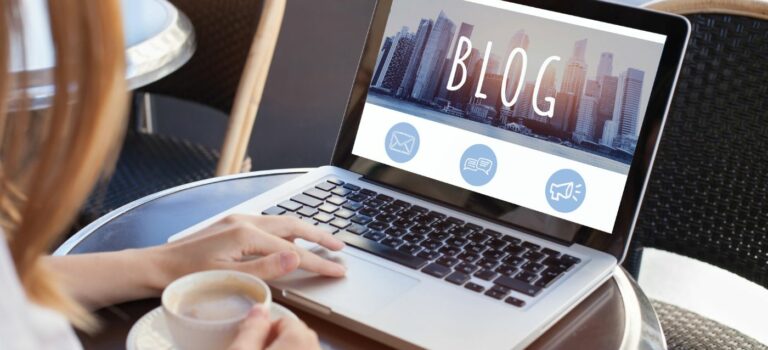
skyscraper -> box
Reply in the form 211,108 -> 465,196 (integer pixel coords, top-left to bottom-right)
552,92 -> 575,132
499,30 -> 530,114
468,54 -> 500,106
372,37 -> 393,86
613,68 -> 645,139
513,81 -> 536,122
377,27 -> 415,92
454,48 -> 480,108
560,39 -> 589,133
601,120 -> 618,147
397,19 -> 433,98
595,75 -> 618,140
585,79 -> 600,98
596,52 -> 613,82
441,22 -> 474,103
411,11 -> 456,103
575,96 -> 598,140
531,64 -> 557,121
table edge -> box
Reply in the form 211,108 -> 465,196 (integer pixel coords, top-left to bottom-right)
53,168 -> 313,256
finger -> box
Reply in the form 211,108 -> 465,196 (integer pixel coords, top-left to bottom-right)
236,251 -> 300,280
235,226 -> 347,277
266,318 -> 319,350
228,305 -> 271,350
242,215 -> 346,251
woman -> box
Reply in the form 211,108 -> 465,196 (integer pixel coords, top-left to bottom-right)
0,0 -> 345,349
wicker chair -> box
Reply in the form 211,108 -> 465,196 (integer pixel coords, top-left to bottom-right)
81,0 -> 285,225
624,0 -> 768,348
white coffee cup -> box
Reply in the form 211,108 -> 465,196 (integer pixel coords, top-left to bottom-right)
162,270 -> 272,350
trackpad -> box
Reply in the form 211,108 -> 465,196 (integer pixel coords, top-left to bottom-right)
272,249 -> 420,316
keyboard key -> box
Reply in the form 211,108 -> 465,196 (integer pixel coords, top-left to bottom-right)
433,221 -> 455,232
313,213 -> 335,223
505,245 -> 526,257
449,226 -> 474,237
468,232 -> 490,244
359,189 -> 377,197
331,187 -> 352,197
522,261 -> 545,273
278,200 -> 302,211
385,227 -> 407,237
342,201 -> 363,211
380,204 -> 403,214
483,249 -> 506,260
436,256 -> 459,267
348,194 -> 368,202
428,231 -> 450,241
487,238 -> 508,250
399,209 -> 421,220
363,231 -> 386,241
416,215 -> 438,225
334,209 -> 355,219
446,272 -> 470,285
465,223 -> 483,232
542,257 -> 576,271
326,178 -> 344,185
335,231 -> 428,269
368,221 -> 389,231
393,199 -> 411,207
420,239 -> 443,250
515,271 -> 539,284
465,243 -> 487,254
504,297 -> 526,307
438,246 -> 461,257
359,207 -> 378,217
464,282 -> 485,293
392,219 -> 416,229
501,235 -> 522,245
291,194 -> 323,208
411,225 -> 433,235
483,229 -> 503,238
346,224 -> 368,235
502,256 -> 526,267
318,203 -> 339,214
381,237 -> 404,248
496,264 -> 519,277
417,250 -> 441,260
402,234 -> 424,244
455,262 -> 479,274
521,241 -> 541,251
541,248 -> 562,258
474,269 -> 499,281
457,251 -> 481,263
447,217 -> 465,226
422,263 -> 452,278
330,219 -> 350,229
376,213 -> 398,223
327,196 -> 347,206
262,206 -> 286,216
315,182 -> 336,191
477,257 -> 500,270
375,194 -> 394,203
365,198 -> 386,208
484,288 -> 508,300
351,215 -> 373,225
446,237 -> 468,247
343,183 -> 361,191
535,269 -> 565,288
427,211 -> 447,220
411,205 -> 429,213
304,188 -> 331,200
398,243 -> 422,256
494,275 -> 543,297
298,207 -> 318,217
523,250 -> 546,263
561,254 -> 582,265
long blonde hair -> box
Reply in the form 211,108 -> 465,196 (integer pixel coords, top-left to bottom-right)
0,0 -> 128,328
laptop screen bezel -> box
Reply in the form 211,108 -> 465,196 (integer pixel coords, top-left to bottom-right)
331,0 -> 690,261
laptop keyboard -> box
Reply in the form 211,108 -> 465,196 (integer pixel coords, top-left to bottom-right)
262,177 -> 582,308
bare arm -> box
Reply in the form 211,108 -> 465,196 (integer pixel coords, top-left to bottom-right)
45,215 -> 346,310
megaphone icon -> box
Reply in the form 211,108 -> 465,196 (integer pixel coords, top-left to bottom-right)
550,182 -> 575,202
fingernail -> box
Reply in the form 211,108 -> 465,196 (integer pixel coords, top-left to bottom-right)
280,251 -> 298,271
336,264 -> 348,275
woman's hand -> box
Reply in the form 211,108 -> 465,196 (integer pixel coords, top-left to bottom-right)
228,306 -> 320,350
147,214 -> 347,291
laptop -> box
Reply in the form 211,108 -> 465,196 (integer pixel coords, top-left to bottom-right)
170,0 -> 689,348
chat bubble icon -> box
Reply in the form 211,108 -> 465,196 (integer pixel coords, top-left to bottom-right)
463,158 -> 479,171
476,158 -> 493,175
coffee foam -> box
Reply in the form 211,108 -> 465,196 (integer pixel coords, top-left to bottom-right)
169,277 -> 266,321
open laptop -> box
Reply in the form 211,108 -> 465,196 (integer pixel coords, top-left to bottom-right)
170,0 -> 689,348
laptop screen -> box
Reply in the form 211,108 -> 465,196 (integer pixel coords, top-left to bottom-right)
351,0 -> 667,233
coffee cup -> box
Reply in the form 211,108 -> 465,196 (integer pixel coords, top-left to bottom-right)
161,270 -> 272,350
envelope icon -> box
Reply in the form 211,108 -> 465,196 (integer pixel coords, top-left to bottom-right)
389,131 -> 416,156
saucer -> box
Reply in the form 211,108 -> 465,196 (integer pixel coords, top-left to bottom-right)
126,303 -> 298,350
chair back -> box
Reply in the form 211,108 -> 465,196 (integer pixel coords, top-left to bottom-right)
627,0 -> 768,287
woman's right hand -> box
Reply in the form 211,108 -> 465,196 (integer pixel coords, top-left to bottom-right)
228,305 -> 321,350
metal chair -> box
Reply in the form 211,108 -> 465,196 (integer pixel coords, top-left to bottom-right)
81,0 -> 286,224
624,0 -> 768,348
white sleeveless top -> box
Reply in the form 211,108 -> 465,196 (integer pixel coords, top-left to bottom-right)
0,238 -> 82,350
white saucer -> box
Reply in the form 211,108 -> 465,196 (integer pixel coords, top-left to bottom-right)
126,303 -> 298,350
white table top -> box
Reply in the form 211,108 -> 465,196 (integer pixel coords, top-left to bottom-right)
11,0 -> 195,109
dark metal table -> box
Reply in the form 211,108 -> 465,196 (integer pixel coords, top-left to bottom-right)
55,169 -> 666,350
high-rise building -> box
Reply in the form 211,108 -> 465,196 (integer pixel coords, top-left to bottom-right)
372,37 -> 393,86
551,92 -> 575,132
468,54 -> 500,106
411,11 -> 456,103
613,68 -> 645,138
596,52 -> 613,82
560,39 -> 589,133
454,48 -> 480,108
595,75 -> 618,140
529,64 -> 557,121
575,96 -> 598,140
585,79 -> 600,98
481,74 -> 503,123
601,120 -> 618,147
377,27 -> 415,92
397,19 -> 433,98
442,23 -> 474,104
513,81 -> 536,122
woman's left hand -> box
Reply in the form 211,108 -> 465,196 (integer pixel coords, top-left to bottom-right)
145,214 -> 347,291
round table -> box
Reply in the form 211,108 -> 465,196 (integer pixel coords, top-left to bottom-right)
56,169 -> 666,350
10,0 -> 194,110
